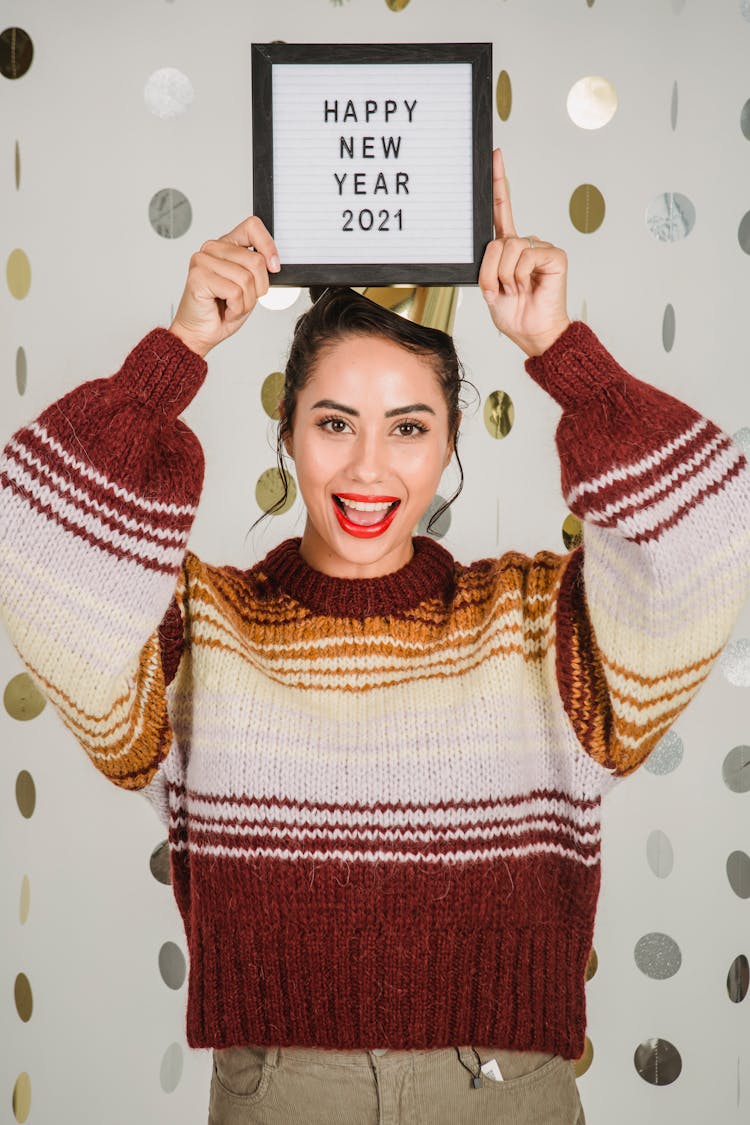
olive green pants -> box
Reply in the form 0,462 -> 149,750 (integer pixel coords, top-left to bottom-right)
208,1044 -> 587,1124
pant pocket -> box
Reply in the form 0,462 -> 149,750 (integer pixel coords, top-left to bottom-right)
478,1054 -> 583,1125
209,1045 -> 274,1122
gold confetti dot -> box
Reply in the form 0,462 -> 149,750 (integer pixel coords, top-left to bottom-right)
7,249 -> 31,299
569,184 -> 605,234
261,371 -> 285,420
255,467 -> 296,515
495,71 -> 512,121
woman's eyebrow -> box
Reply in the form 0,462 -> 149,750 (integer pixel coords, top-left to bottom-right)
310,400 -> 436,418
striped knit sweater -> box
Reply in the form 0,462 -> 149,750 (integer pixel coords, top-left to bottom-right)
1,321 -> 749,1059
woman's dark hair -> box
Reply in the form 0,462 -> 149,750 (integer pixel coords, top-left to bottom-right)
254,286 -> 468,536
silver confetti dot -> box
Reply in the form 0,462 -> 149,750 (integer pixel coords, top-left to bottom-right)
646,192 -> 696,242
144,68 -> 194,119
723,745 -> 750,793
662,304 -> 675,352
634,1038 -> 682,1085
741,0 -> 750,23
727,954 -> 749,1002
644,730 -> 683,774
160,1042 -> 184,1093
733,428 -> 750,457
634,932 -> 682,979
720,638 -> 750,686
727,850 -> 750,898
646,829 -> 674,878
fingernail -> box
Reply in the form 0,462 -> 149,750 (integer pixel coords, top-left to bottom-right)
482,289 -> 496,303
270,255 -> 280,272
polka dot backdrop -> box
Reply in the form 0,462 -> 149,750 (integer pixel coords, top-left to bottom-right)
1,2 -> 749,1122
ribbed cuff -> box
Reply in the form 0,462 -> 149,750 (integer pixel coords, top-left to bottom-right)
524,321 -> 629,411
113,327 -> 208,417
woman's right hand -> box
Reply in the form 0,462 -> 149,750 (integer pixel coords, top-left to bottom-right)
168,216 -> 280,357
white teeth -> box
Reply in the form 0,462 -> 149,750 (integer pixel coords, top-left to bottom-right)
338,498 -> 396,512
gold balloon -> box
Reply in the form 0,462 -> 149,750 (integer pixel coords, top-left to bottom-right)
353,285 -> 459,336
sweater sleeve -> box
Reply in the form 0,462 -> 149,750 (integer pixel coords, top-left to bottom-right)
0,327 -> 208,790
526,321 -> 750,780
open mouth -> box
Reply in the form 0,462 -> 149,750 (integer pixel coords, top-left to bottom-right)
332,494 -> 401,538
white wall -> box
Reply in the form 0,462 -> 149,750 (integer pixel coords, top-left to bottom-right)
2,1 -> 749,1122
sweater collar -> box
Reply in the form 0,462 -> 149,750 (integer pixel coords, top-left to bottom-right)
257,536 -> 456,618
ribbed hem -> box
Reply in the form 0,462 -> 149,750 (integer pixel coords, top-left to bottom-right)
524,321 -> 629,412
178,853 -> 598,1058
257,535 -> 457,617
112,327 -> 208,417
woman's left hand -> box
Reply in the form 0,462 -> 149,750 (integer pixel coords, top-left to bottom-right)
479,148 -> 571,357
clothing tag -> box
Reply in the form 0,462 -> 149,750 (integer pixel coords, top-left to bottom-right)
480,1058 -> 503,1082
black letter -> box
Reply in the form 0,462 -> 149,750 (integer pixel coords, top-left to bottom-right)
354,172 -> 366,195
381,136 -> 402,159
343,99 -> 358,122
384,99 -> 397,121
396,172 -> 410,194
362,136 -> 375,158
324,100 -> 338,122
365,99 -> 378,122
373,172 -> 388,194
404,99 -> 417,122
339,136 -> 354,159
334,172 -> 348,194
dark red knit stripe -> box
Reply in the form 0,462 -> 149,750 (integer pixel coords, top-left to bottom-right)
0,470 -> 181,576
8,426 -> 195,534
628,454 -> 745,545
184,824 -> 601,860
172,783 -> 601,815
577,424 -> 731,522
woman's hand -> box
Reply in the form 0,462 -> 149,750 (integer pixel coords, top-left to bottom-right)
479,149 -> 571,357
168,216 -> 280,357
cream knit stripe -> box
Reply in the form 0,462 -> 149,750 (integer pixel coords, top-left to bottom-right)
584,442 -> 745,540
6,434 -> 190,541
582,518 -> 750,631
565,416 -> 710,505
1,453 -> 186,568
175,838 -> 601,866
173,816 -> 600,850
27,421 -> 197,516
189,605 -> 557,675
174,792 -> 601,831
581,429 -> 735,524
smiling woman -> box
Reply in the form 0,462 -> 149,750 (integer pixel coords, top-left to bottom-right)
2,149 -> 750,1125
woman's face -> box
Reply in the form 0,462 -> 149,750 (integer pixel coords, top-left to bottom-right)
286,333 -> 456,579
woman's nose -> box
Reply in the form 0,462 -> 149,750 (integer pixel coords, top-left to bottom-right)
347,433 -> 386,483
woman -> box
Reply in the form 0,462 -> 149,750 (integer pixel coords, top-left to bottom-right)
1,149 -> 748,1125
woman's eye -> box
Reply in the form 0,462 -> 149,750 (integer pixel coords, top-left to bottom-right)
318,417 -> 349,433
396,422 -> 426,437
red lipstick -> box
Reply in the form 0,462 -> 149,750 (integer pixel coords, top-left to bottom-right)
331,493 -> 401,539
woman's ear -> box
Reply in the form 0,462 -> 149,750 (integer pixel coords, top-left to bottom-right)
444,410 -> 462,467
279,406 -> 294,459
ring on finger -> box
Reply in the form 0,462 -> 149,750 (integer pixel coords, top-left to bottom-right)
526,236 -> 536,249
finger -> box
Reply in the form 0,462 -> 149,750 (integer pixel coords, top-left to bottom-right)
515,244 -> 566,292
194,247 -> 269,305
191,256 -> 261,319
218,215 -> 280,273
194,266 -> 258,322
492,148 -> 517,239
497,236 -> 527,296
478,238 -> 504,302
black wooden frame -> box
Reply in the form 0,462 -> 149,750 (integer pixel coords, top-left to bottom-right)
251,42 -> 493,286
